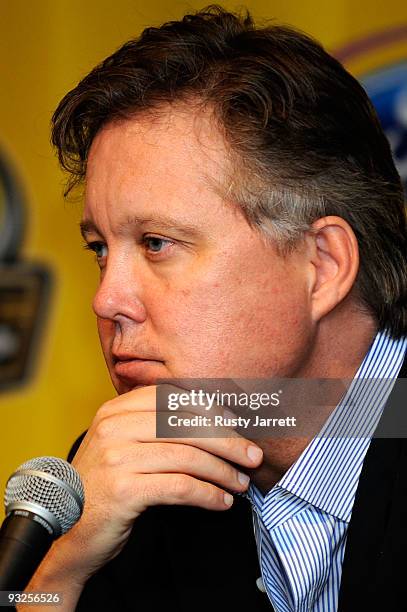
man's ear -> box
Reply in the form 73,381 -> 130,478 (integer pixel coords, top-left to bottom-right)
307,216 -> 359,323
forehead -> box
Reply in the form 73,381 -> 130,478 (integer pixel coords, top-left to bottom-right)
84,105 -> 234,225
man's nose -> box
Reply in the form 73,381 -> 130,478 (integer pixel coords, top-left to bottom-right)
92,258 -> 147,323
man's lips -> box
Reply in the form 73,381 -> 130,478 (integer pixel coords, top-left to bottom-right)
112,351 -> 161,364
112,358 -> 164,385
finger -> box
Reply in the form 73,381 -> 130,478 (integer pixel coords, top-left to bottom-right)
97,442 -> 251,492
93,410 -> 263,469
129,473 -> 235,512
97,385 -> 180,416
98,384 -> 237,419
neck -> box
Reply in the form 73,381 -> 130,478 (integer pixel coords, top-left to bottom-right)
250,299 -> 378,495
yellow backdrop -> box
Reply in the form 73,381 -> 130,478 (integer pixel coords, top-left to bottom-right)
1,0 -> 406,518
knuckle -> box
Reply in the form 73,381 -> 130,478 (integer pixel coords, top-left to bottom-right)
97,400 -> 116,418
221,435 -> 238,455
171,474 -> 194,499
94,416 -> 115,440
212,486 -> 224,505
202,483 -> 222,506
101,448 -> 122,467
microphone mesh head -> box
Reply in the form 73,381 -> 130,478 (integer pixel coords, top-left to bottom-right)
4,456 -> 84,535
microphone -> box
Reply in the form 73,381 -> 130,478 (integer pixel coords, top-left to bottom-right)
0,456 -> 84,590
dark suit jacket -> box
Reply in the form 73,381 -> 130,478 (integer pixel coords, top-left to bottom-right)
68,354 -> 407,611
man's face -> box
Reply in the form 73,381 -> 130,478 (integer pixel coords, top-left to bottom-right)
83,107 -> 314,394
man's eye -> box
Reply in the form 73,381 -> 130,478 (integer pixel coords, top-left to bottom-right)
144,236 -> 173,253
83,241 -> 107,259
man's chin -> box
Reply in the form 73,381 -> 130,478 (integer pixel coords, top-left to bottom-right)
112,376 -> 156,394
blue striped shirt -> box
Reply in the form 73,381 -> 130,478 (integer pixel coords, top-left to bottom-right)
246,330 -> 407,611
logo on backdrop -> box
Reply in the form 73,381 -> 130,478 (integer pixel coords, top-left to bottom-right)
0,151 -> 51,391
336,25 -> 407,193
362,63 -> 407,191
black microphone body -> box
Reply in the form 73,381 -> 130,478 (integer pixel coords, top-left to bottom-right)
0,512 -> 53,590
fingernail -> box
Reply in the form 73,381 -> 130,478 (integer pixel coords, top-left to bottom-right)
247,445 -> 263,463
224,492 -> 234,507
238,472 -> 250,487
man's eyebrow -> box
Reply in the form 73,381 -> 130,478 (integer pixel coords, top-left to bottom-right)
79,220 -> 100,240
79,215 -> 204,240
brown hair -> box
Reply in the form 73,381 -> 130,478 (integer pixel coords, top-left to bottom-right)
52,5 -> 407,337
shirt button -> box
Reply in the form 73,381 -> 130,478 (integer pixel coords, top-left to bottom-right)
256,577 -> 266,593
